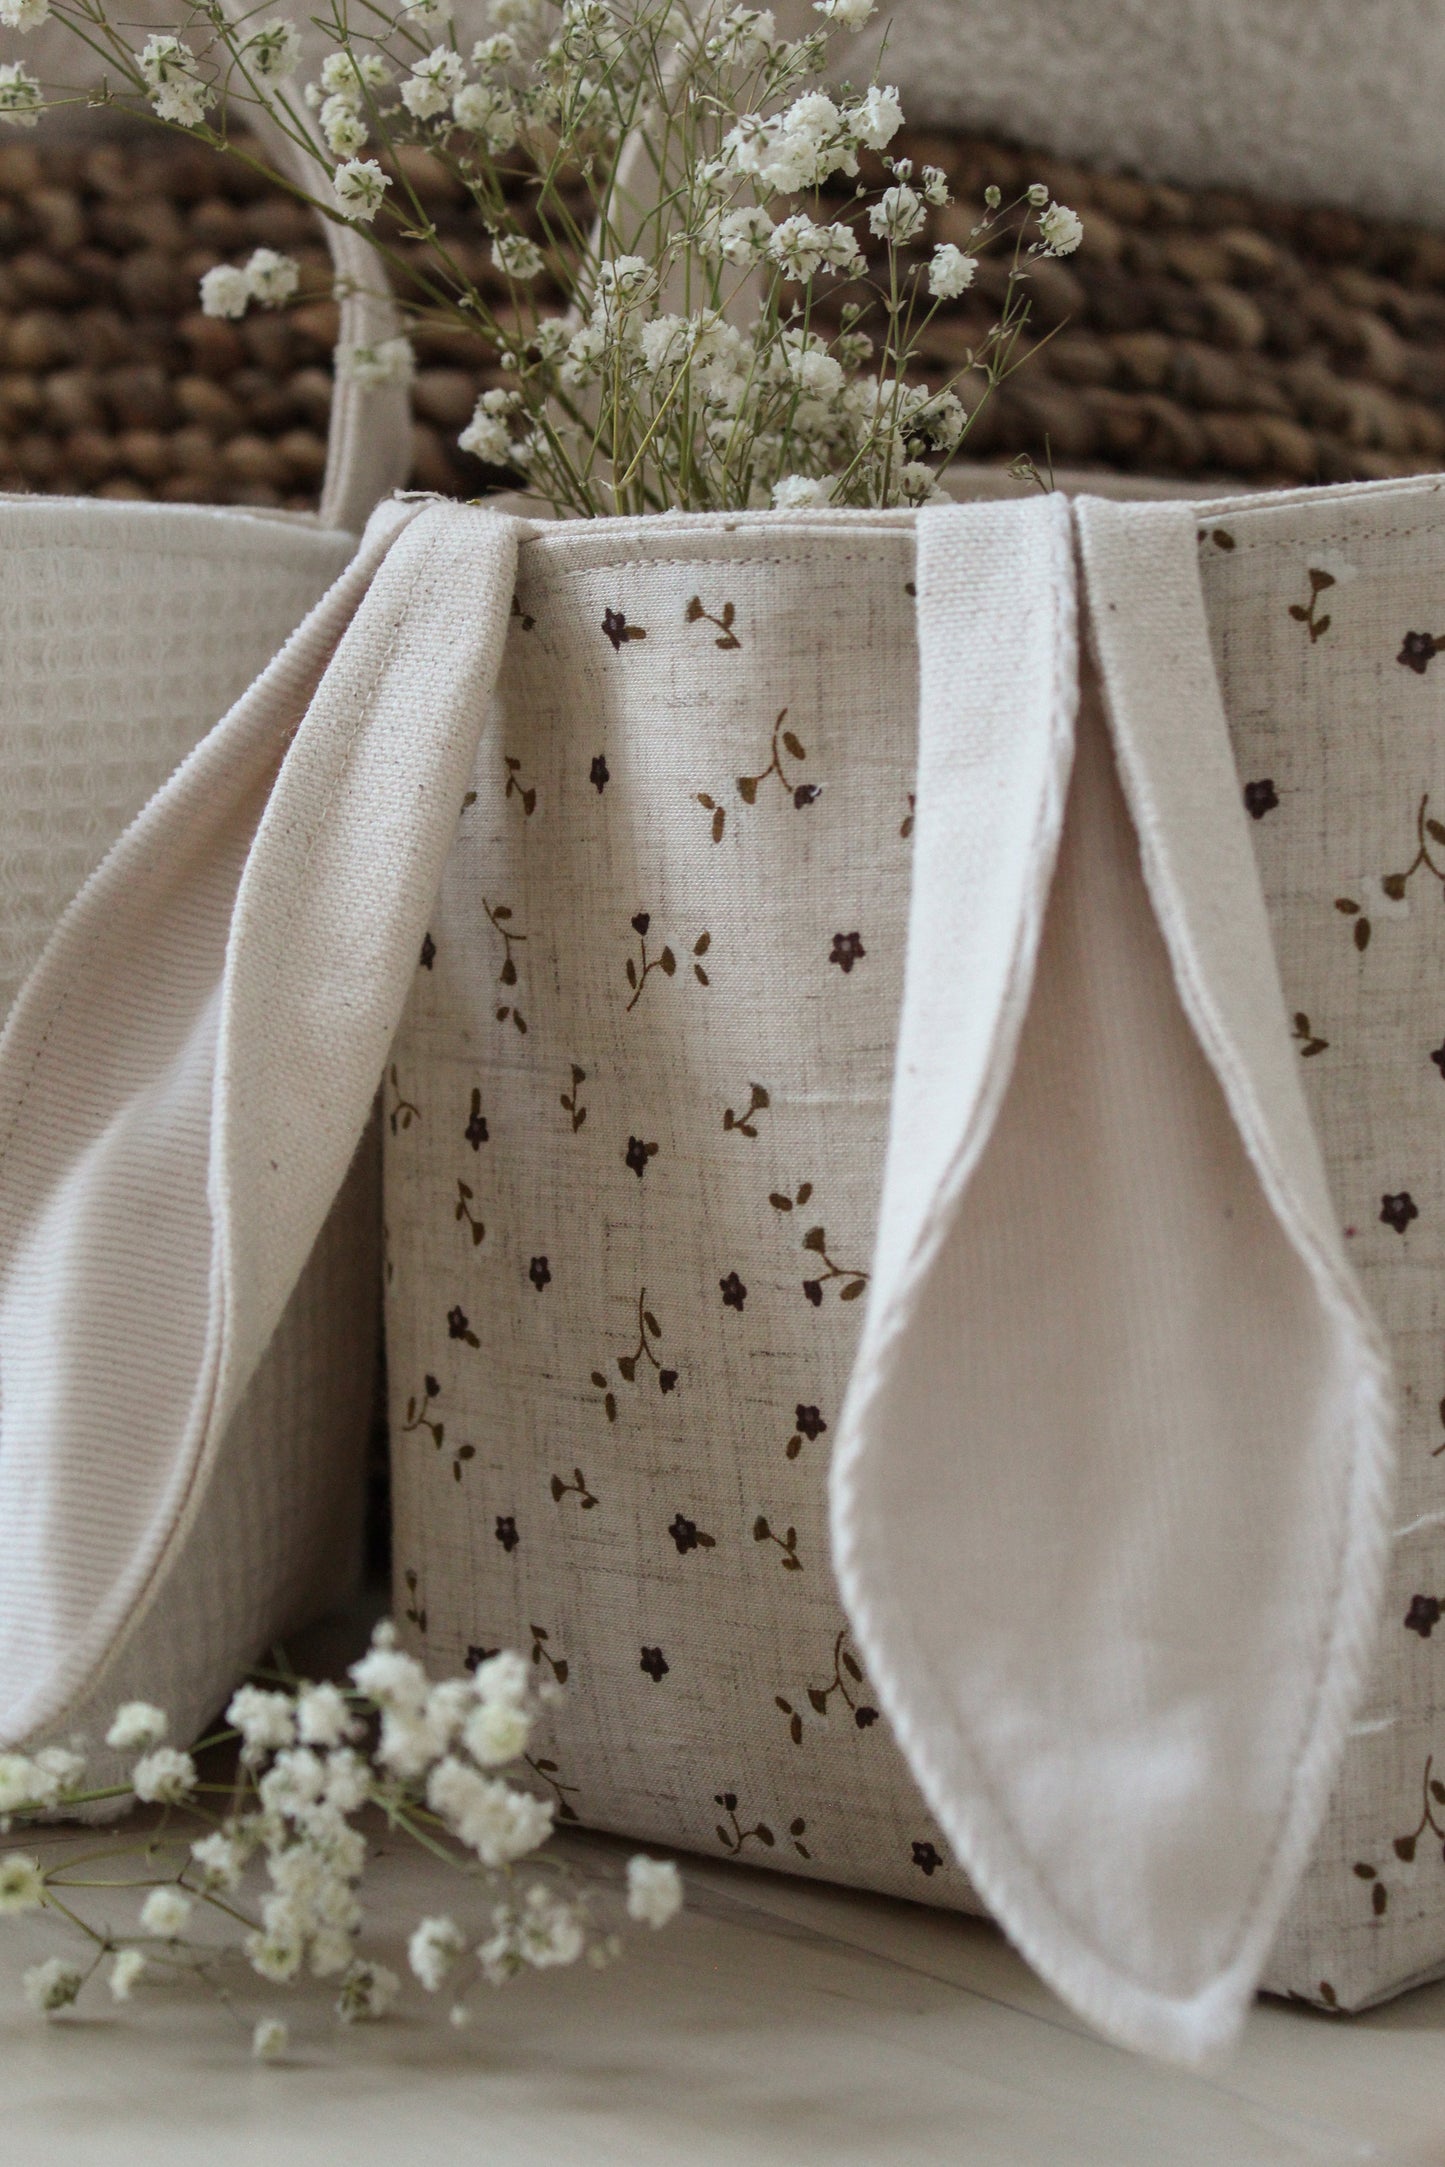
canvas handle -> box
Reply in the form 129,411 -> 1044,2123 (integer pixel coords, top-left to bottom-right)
234,99 -> 413,535
0,501 -> 520,1749
831,494 -> 1394,2063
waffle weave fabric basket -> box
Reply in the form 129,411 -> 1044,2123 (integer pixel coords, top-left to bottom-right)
15,467 -> 1445,2063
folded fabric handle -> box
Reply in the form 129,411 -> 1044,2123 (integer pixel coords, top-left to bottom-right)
0,491 -> 1393,2063
832,493 -> 1394,2062
0,499 -> 520,1752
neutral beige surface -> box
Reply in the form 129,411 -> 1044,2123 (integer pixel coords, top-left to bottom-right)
5,1823 -> 1445,2167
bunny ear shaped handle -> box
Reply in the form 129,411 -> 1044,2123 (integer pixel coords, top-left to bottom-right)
0,500 -> 521,1753
831,493 -> 1394,2064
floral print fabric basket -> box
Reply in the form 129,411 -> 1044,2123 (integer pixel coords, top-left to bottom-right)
379,477 -> 1445,2031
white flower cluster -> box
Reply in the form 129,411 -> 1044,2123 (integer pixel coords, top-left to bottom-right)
0,58 -> 40,124
0,0 -> 47,35
336,336 -> 417,389
242,18 -> 302,83
135,33 -> 213,128
3,0 -> 1083,524
720,82 -> 902,197
0,1742 -> 86,1821
0,1622 -> 682,2054
199,247 -> 300,321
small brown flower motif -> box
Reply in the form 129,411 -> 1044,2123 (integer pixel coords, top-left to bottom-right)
590,754 -> 610,792
1398,631 -> 1441,675
1430,1039 -> 1445,1079
796,1404 -> 827,1441
720,1270 -> 747,1310
602,608 -> 646,651
495,1515 -> 520,1553
1244,780 -> 1278,820
668,1513 -> 715,1555
1381,1192 -> 1419,1234
626,1136 -> 658,1178
419,932 -> 436,969
464,1089 -> 489,1148
640,1646 -> 670,1681
911,1841 -> 944,1877
1405,1594 -> 1441,1638
1288,568 -> 1334,642
829,931 -> 865,974
529,1256 -> 552,1291
447,1305 -> 478,1346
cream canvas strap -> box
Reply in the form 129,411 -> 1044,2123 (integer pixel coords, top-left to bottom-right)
0,493 -> 1395,2061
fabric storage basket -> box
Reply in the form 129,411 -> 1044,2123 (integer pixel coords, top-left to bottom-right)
7,474 -> 1440,2065
0,105 -> 410,1776
372,474 -> 1445,2045
370,478 -> 1425,2050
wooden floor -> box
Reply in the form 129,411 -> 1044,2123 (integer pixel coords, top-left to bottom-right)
6,1825 -> 1445,2166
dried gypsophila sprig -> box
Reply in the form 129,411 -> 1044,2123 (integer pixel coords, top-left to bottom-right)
1,0 -> 1080,514
0,1622 -> 682,2059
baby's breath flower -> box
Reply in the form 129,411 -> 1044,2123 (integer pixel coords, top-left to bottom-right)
335,1958 -> 399,2023
227,1685 -> 296,1757
472,31 -> 519,67
319,49 -> 390,100
846,81 -> 902,152
109,1950 -> 146,2001
927,242 -> 976,299
868,183 -> 926,245
0,62 -> 41,125
107,1702 -> 167,1753
400,45 -> 466,121
768,213 -> 861,281
700,203 -> 773,267
332,157 -> 390,223
515,1884 -> 585,1968
404,0 -> 454,24
321,94 -> 370,156
492,232 -> 544,281
336,337 -> 416,391
0,1854 -> 44,1914
190,1831 -> 246,1891
33,1745 -> 85,1793
0,1752 -> 52,1813
0,0 -> 48,32
24,1958 -> 82,2014
461,1697 -> 531,1766
473,1652 -> 531,1711
772,473 -> 832,510
920,165 -> 950,208
426,1760 -> 553,1866
626,1854 -> 683,1928
451,81 -> 519,150
199,264 -> 252,320
140,1887 -> 192,1940
1038,200 -> 1083,256
295,1683 -> 354,1749
132,1749 -> 197,1805
1026,181 -> 1049,207
409,1913 -> 464,1991
245,1927 -> 304,1983
897,458 -> 945,504
252,2014 -> 289,2061
135,34 -> 212,127
813,0 -> 873,22
242,18 -> 302,82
